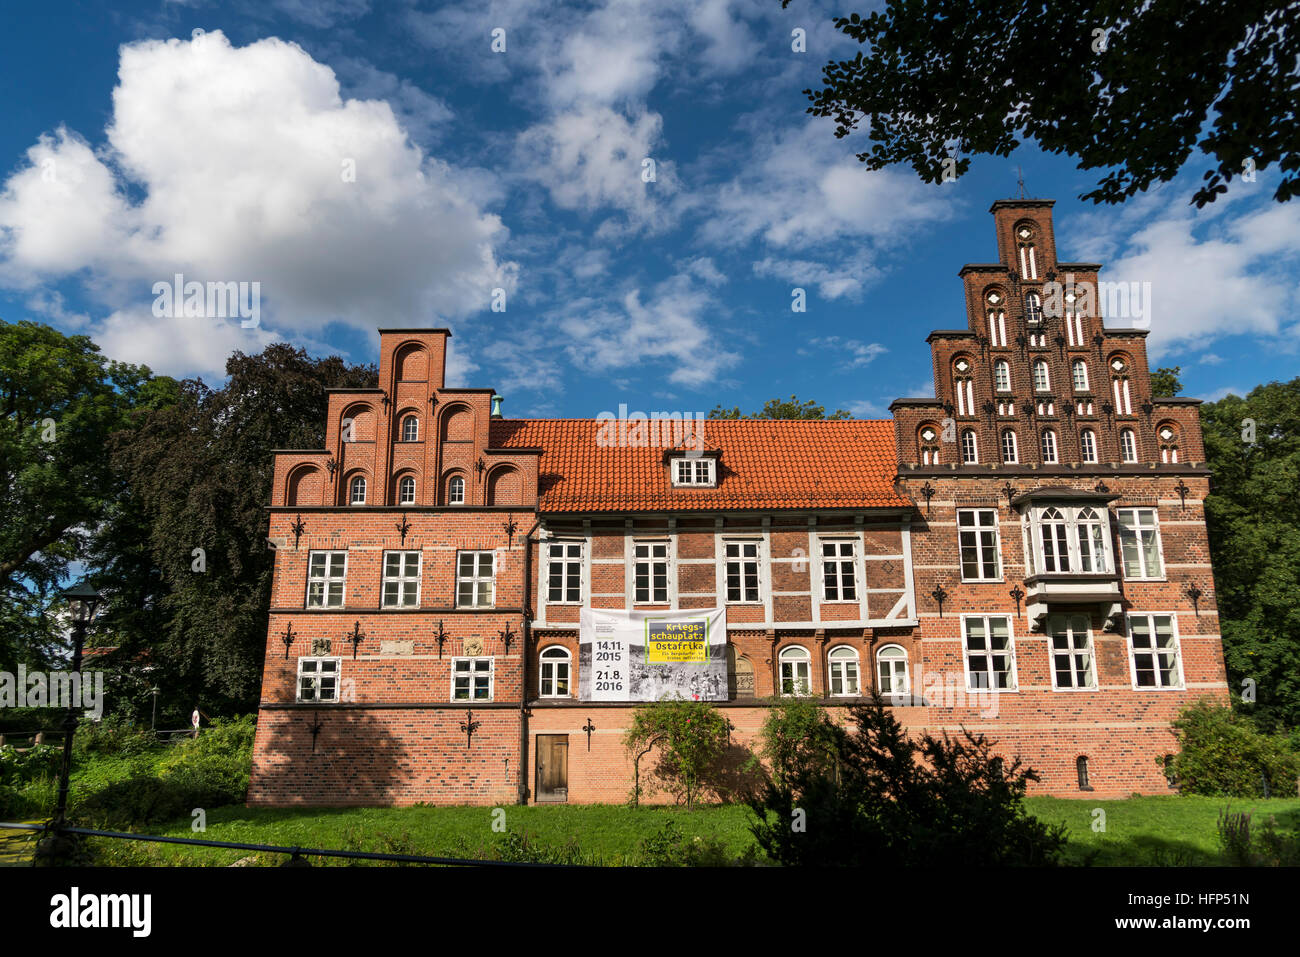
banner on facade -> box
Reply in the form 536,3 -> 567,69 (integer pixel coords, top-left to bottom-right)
579,607 -> 727,702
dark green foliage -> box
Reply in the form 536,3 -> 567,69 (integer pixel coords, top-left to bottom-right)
74,713 -> 156,758
1200,378 -> 1300,731
709,395 -> 852,419
1217,808 -> 1300,866
1166,700 -> 1299,798
637,819 -> 760,866
96,343 -> 375,713
0,743 -> 61,786
751,696 -> 840,789
748,697 -> 1068,866
784,0 -> 1300,206
1150,366 -> 1183,398
625,699 -> 732,806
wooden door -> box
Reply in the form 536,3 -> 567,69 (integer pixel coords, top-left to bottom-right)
536,734 -> 569,802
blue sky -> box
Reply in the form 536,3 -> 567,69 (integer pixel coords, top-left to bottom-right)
1,0 -> 1296,420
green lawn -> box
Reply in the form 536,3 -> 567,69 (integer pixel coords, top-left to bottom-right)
75,795 -> 1300,866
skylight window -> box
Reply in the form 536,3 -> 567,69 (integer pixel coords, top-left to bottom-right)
672,457 -> 716,487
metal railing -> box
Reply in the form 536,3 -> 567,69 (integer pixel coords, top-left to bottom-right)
0,821 -> 559,867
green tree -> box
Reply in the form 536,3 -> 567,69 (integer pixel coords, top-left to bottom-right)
97,343 -> 376,714
625,699 -> 732,806
748,696 -> 1068,866
709,395 -> 852,419
1166,699 -> 1299,797
1150,366 -> 1183,397
0,319 -> 165,669
753,696 -> 841,789
784,0 -> 1300,206
1200,378 -> 1300,731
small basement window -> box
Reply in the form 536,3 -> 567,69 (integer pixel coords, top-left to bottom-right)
671,457 -> 716,487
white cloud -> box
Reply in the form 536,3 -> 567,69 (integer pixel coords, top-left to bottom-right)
554,271 -> 737,386
0,31 -> 514,377
753,256 -> 882,300
95,308 -> 279,381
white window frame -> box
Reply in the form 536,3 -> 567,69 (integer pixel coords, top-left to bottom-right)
876,644 -> 910,697
381,550 -> 422,608
1072,359 -> 1090,392
827,645 -> 860,697
1048,614 -> 1097,690
1041,428 -> 1058,463
1025,504 -> 1115,576
448,475 -> 466,505
819,538 -> 858,603
957,508 -> 1002,582
1116,507 -> 1166,581
1080,429 -> 1098,464
349,475 -> 367,505
1032,359 -> 1050,392
539,646 -> 571,698
994,359 -> 1011,392
1001,429 -> 1019,464
1120,428 -> 1137,463
451,656 -> 494,701
779,645 -> 812,696
671,457 -> 716,487
456,551 -> 496,608
398,475 -> 416,505
401,415 -> 419,442
306,550 -> 347,608
724,539 -> 762,604
633,540 -> 670,604
1126,613 -> 1185,690
546,541 -> 584,604
960,429 -> 978,464
297,657 -> 341,702
962,615 -> 1018,692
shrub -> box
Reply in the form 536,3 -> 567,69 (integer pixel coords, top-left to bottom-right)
748,696 -> 1068,866
637,820 -> 758,866
751,696 -> 840,790
74,713 -> 155,758
0,743 -> 62,786
1167,700 -> 1299,797
1217,808 -> 1300,866
625,699 -> 731,807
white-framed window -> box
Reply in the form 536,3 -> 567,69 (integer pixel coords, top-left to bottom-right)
1001,429 -> 1019,464
994,359 -> 1011,392
1080,429 -> 1098,464
1019,239 -> 1038,280
672,457 -> 716,487
349,475 -> 367,505
633,541 -> 669,604
452,656 -> 494,701
828,645 -> 860,697
306,550 -> 347,608
820,539 -> 858,602
1158,424 -> 1180,463
297,657 -> 340,702
963,615 -> 1017,691
547,542 -> 583,603
1024,289 -> 1043,322
1041,428 -> 1058,463
958,509 -> 1001,581
401,415 -> 419,442
779,645 -> 811,695
456,551 -> 495,608
1049,614 -> 1096,689
876,644 -> 910,696
539,646 -> 571,698
1117,508 -> 1164,580
381,550 -> 421,608
724,540 -> 761,603
1120,428 -> 1138,463
960,429 -> 978,464
398,475 -> 416,505
1072,359 -> 1090,392
954,376 -> 975,417
1127,613 -> 1183,689
1032,359 -> 1050,392
448,475 -> 465,505
1026,505 -> 1114,575
989,310 -> 1007,347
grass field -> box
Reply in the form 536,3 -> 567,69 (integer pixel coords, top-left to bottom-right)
38,794 -> 1298,866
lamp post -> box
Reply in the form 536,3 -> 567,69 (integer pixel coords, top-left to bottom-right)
37,582 -> 102,865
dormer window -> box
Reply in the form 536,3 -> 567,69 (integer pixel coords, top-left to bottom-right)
672,457 -> 716,487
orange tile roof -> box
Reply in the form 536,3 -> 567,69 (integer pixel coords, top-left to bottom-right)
490,418 -> 910,512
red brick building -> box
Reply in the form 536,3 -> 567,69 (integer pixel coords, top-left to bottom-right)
247,198 -> 1227,805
